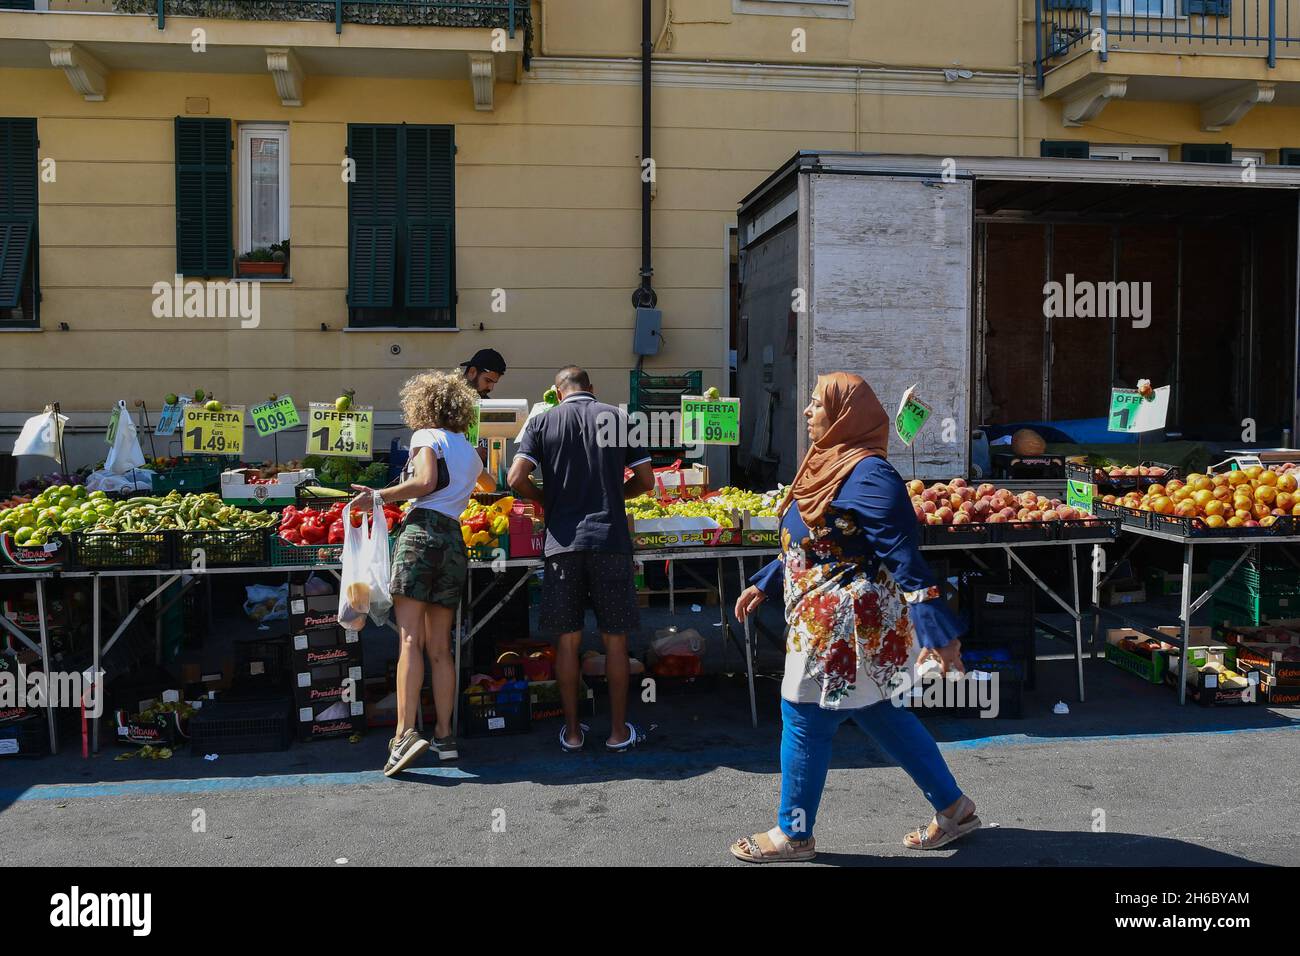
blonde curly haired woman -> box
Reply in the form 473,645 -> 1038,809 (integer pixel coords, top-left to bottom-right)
350,370 -> 494,776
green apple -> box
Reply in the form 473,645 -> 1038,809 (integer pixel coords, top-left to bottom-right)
205,400 -> 223,413
165,393 -> 179,406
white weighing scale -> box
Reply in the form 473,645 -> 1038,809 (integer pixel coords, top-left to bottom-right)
477,398 -> 530,486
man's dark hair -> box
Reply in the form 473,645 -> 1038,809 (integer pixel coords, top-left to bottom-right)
556,366 -> 592,391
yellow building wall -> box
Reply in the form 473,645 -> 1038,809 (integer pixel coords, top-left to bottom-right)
3,0 -> 1299,423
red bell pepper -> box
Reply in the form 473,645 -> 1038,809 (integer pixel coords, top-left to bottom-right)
300,515 -> 328,545
279,527 -> 303,545
327,520 -> 345,545
279,506 -> 302,531
467,513 -> 490,534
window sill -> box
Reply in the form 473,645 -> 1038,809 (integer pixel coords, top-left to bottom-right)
0,326 -> 41,332
232,276 -> 293,283
732,0 -> 853,19
342,326 -> 459,333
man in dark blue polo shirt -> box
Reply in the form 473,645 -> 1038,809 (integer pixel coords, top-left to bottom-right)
508,366 -> 655,752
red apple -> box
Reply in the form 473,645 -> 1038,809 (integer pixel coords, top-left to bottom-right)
936,507 -> 954,523
921,500 -> 937,514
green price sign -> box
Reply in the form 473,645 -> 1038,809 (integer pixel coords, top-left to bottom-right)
895,396 -> 932,447
466,403 -> 481,448
250,396 -> 300,437
681,396 -> 740,445
1108,390 -> 1144,433
105,405 -> 122,446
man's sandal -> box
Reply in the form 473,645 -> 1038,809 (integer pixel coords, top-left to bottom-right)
559,724 -> 589,753
729,828 -> 816,864
903,795 -> 981,850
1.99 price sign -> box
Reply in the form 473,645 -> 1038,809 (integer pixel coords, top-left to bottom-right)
308,403 -> 373,459
182,405 -> 245,456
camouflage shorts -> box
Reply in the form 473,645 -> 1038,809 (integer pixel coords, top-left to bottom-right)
389,508 -> 467,608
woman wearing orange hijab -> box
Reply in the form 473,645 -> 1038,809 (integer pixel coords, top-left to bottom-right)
729,373 -> 979,863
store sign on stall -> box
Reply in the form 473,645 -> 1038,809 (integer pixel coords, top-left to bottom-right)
308,403 -> 373,459
894,385 -> 932,447
182,405 -> 245,455
250,396 -> 301,437
680,396 -> 741,445
155,397 -> 188,437
1108,386 -> 1169,434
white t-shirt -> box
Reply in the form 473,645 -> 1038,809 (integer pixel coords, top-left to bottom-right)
405,428 -> 481,520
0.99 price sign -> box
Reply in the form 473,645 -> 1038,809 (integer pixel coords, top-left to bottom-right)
308,403 -> 373,459
182,405 -> 245,456
250,396 -> 301,437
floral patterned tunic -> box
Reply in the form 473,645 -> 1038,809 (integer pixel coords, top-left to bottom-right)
751,456 -> 964,710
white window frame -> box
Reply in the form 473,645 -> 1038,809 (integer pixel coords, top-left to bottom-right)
733,0 -> 854,20
1233,149 -> 1266,168
1090,0 -> 1178,16
237,123 -> 290,255
1089,145 -> 1170,162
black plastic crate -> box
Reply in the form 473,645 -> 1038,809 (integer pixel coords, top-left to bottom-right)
1149,511 -> 1295,539
1067,459 -> 1180,492
1092,499 -> 1151,530
989,521 -> 1055,544
188,697 -> 292,755
461,679 -> 531,737
1057,517 -> 1121,541
920,522 -> 993,546
0,713 -> 50,757
68,531 -> 175,570
176,529 -> 268,568
234,635 -> 291,689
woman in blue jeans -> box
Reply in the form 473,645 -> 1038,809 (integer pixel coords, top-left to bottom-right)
729,372 -> 980,863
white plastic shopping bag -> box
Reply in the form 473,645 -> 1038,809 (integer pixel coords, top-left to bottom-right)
104,401 -> 146,474
11,407 -> 67,464
338,492 -> 393,630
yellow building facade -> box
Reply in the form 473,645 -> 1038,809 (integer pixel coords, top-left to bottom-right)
3,0 -> 1300,454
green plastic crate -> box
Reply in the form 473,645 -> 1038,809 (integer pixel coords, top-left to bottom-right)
1104,642 -> 1168,684
152,457 -> 225,494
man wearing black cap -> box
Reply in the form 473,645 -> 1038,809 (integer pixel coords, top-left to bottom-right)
461,348 -> 507,398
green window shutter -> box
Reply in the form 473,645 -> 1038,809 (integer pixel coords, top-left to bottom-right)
404,126 -> 455,309
0,117 -> 38,311
1182,143 -> 1232,163
174,117 -> 232,277
347,124 -> 399,308
1279,149 -> 1300,166
0,1 -> 37,10
1041,140 -> 1090,159
1183,0 -> 1231,14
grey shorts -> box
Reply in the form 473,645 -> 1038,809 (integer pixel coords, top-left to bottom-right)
540,550 -> 640,635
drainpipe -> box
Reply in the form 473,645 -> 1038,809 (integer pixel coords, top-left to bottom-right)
633,0 -> 657,311
1017,0 -> 1024,157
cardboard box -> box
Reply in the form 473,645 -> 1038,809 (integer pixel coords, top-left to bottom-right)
2,596 -> 65,633
528,679 -> 594,721
288,582 -> 339,633
1101,579 -> 1147,607
508,502 -> 545,558
294,658 -> 363,700
177,655 -> 234,692
651,465 -> 708,500
290,626 -> 360,668
1166,646 -> 1258,705
1259,674 -> 1300,706
1232,638 -> 1300,685
220,468 -> 315,506
295,695 -> 365,741
631,518 -> 741,549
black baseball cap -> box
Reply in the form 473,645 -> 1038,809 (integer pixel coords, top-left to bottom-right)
460,348 -> 507,375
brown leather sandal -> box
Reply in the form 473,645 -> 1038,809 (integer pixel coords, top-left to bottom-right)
903,795 -> 981,850
729,827 -> 816,863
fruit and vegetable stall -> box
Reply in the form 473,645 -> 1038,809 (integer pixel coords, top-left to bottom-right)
3,388 -> 1299,763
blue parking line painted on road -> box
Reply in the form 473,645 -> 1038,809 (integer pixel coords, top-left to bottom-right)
3,766 -> 477,802
936,722 -> 1300,751
4,721 -> 1297,804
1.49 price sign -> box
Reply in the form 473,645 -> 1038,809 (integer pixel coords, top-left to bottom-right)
182,405 -> 245,456
308,403 -> 373,459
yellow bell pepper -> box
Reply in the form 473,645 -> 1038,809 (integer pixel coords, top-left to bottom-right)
490,513 -> 509,535
492,496 -> 515,515
461,526 -> 474,546
470,530 -> 493,546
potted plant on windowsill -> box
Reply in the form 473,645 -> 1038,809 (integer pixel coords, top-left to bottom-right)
237,240 -> 289,278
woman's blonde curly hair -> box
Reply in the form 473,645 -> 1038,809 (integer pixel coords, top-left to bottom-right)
400,370 -> 478,434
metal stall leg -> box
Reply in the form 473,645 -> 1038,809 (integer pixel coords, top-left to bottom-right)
35,578 -> 58,754
1178,542 -> 1194,705
453,599 -> 462,735
1069,544 -> 1085,703
91,574 -> 101,754
716,557 -> 727,668
668,559 -> 675,617
736,557 -> 757,728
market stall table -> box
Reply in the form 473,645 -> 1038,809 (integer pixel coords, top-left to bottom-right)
1090,525 -> 1300,704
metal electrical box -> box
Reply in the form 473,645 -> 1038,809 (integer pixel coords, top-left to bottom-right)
633,307 -> 662,356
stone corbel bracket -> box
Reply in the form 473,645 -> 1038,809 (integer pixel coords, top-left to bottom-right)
48,42 -> 108,102
469,52 -> 494,111
266,47 -> 304,107
1201,82 -> 1275,132
1062,75 -> 1128,128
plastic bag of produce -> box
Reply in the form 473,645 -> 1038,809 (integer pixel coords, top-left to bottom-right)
104,401 -> 146,474
338,491 -> 392,631
243,583 -> 288,623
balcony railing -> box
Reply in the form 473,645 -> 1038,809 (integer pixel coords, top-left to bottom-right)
112,0 -> 530,50
1035,0 -> 1300,86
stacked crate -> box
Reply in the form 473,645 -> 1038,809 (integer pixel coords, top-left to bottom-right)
287,581 -> 365,741
627,370 -> 702,467
959,575 -> 1035,718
